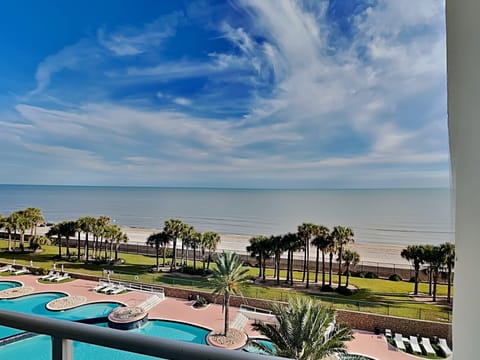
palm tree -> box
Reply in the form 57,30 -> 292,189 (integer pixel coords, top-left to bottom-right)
429,245 -> 446,302
253,297 -> 353,360
201,231 -> 220,270
311,225 -> 330,284
331,226 -> 354,288
298,223 -> 319,289
189,230 -> 201,271
47,223 -> 63,257
147,231 -> 170,271
247,236 -> 272,281
13,210 -> 31,252
59,221 -> 76,257
282,232 -> 299,286
422,245 -> 435,295
340,250 -> 360,287
77,216 -> 96,262
270,235 -> 284,285
181,225 -> 196,271
4,214 -> 16,251
211,252 -> 250,335
441,242 -> 455,303
24,207 -> 44,237
401,245 -> 425,295
164,219 -> 186,272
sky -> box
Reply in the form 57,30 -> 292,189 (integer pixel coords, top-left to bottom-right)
0,0 -> 448,188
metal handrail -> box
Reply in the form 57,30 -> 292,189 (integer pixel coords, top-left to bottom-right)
0,309 -> 285,360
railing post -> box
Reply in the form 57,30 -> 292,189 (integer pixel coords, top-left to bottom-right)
52,336 -> 73,360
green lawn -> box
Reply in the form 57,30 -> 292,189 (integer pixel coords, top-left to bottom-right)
0,240 -> 452,322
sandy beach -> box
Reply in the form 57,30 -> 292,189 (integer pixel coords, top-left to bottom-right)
114,226 -> 409,266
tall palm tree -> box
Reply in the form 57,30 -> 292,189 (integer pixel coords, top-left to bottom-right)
422,245 -> 435,295
4,214 -> 16,251
282,232 -> 299,286
253,297 -> 353,360
189,229 -> 201,271
331,226 -> 354,288
47,223 -> 63,257
77,216 -> 96,262
270,235 -> 284,285
164,218 -> 186,272
24,207 -> 44,237
60,221 -> 76,257
311,225 -> 330,284
298,223 -> 319,289
211,252 -> 250,335
340,250 -> 360,287
247,236 -> 265,278
147,231 -> 170,271
181,225 -> 196,270
201,231 -> 220,270
429,245 -> 446,302
441,242 -> 455,303
401,245 -> 425,295
13,210 -> 31,252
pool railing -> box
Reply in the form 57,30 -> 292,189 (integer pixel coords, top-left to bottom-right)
0,308 -> 287,360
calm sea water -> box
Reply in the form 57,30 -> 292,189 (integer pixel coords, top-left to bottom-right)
0,185 -> 454,246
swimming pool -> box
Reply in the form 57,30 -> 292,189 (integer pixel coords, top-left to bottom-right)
339,354 -> 377,360
0,292 -> 120,338
0,281 -> 21,291
0,320 -> 210,360
0,291 -> 212,359
243,338 -> 276,355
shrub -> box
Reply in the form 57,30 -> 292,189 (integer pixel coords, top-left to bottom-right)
365,272 -> 378,279
409,276 -> 416,283
352,271 -> 365,278
320,284 -> 334,292
336,286 -> 353,296
389,274 -> 402,281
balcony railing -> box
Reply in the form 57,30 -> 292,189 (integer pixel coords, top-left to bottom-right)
0,309 -> 285,360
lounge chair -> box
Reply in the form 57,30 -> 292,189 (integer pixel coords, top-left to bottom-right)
394,333 -> 406,351
13,267 -> 29,275
421,337 -> 436,356
0,265 -> 12,273
385,329 -> 392,338
439,338 -> 453,357
109,285 -> 126,295
93,282 -> 108,292
39,271 -> 55,280
100,284 -> 116,293
44,271 -> 60,281
53,273 -> 70,282
409,336 -> 422,354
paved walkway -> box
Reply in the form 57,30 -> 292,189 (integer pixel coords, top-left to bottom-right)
1,275 -> 425,359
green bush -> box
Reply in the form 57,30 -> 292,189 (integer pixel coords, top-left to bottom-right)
365,271 -> 378,279
352,271 -> 365,278
389,274 -> 402,281
336,286 -> 353,296
320,284 -> 334,292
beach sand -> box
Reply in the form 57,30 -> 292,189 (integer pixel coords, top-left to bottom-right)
115,226 -> 409,266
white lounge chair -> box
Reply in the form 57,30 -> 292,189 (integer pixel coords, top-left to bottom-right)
44,271 -> 60,281
409,336 -> 422,354
93,282 -> 108,292
0,265 -> 12,273
439,338 -> 453,357
39,271 -> 55,280
53,273 -> 70,282
421,337 -> 436,356
13,267 -> 29,275
394,333 -> 406,351
109,285 -> 126,295
385,329 -> 392,338
100,284 -> 116,293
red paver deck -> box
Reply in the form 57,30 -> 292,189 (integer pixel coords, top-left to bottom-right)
2,275 -> 425,359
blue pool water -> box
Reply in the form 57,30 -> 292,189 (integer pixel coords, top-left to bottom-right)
339,354 -> 376,360
0,320 -> 210,360
0,292 -> 120,338
0,281 -> 21,291
243,338 -> 276,355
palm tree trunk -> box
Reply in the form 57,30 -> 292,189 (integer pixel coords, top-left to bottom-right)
289,252 -> 294,286
84,233 -> 89,262
171,238 -> 177,272
58,235 -> 62,257
338,246 -> 343,288
328,252 -> 333,287
345,263 -> 350,287
302,248 -> 307,282
276,253 -> 280,285
447,264 -> 452,303
414,266 -> 419,295
224,294 -> 230,335
207,250 -> 212,270
321,250 -> 326,287
77,232 -> 81,261
66,235 -> 70,257
162,246 -> 167,266
285,250 -> 290,282
433,269 -> 438,302
193,244 -> 197,271
156,245 -> 160,272
7,233 -> 12,252
262,257 -> 267,281
315,246 -> 319,283
306,242 -> 310,288
428,267 -> 433,295
258,254 -> 262,278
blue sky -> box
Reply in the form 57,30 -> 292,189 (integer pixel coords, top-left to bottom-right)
0,0 -> 448,188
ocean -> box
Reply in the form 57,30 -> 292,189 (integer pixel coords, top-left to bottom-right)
0,185 -> 454,247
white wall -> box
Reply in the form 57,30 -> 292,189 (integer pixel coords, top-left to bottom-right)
447,0 -> 480,358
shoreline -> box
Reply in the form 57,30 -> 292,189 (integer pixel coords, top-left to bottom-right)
116,226 -> 409,265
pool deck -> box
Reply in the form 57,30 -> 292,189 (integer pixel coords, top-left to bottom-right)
2,275 -> 423,359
